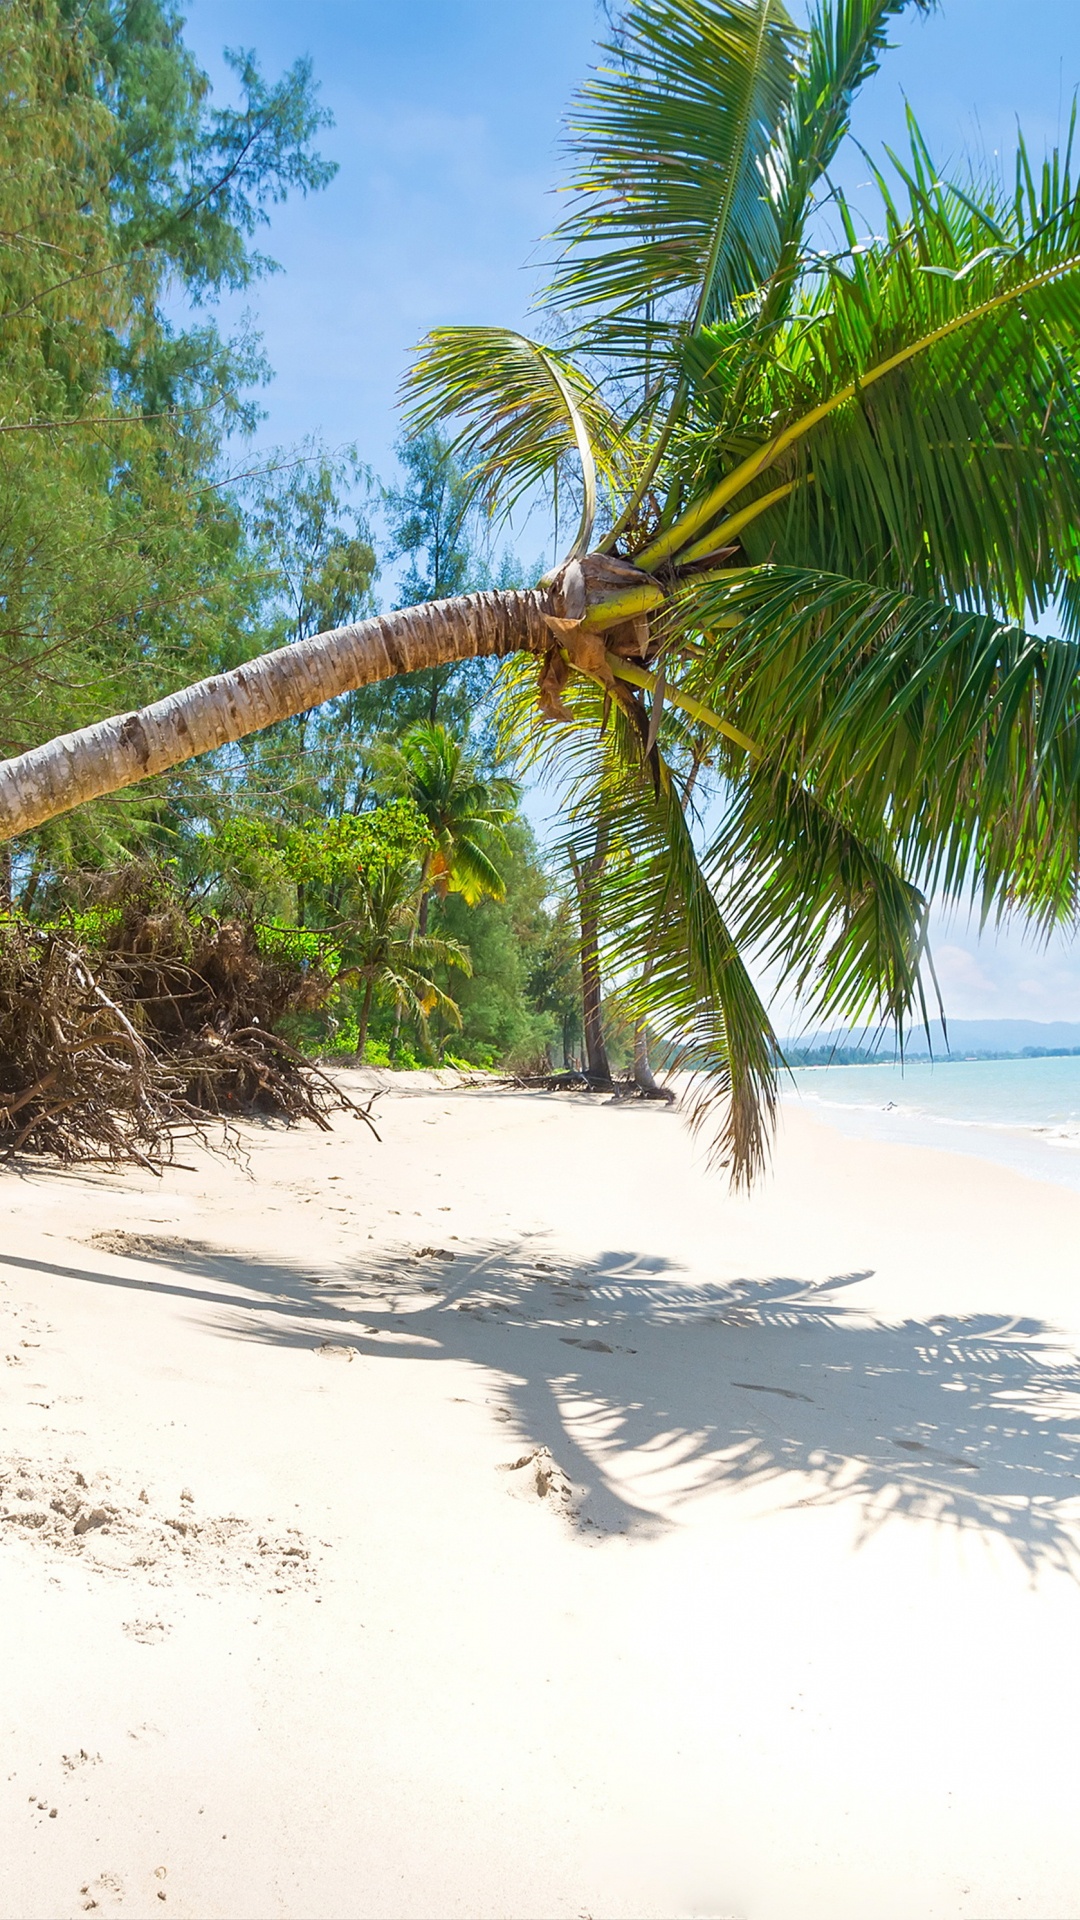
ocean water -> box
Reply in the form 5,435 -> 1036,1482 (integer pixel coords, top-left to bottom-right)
788,1053 -> 1080,1192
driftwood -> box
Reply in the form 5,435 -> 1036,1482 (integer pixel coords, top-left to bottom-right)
497,1066 -> 676,1103
0,880 -> 377,1167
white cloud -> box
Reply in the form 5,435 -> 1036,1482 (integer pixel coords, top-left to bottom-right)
922,908 -> 1080,1024
931,944 -> 998,1006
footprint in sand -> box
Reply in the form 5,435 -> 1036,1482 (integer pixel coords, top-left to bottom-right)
122,1618 -> 171,1643
0,1455 -> 319,1593
79,1870 -> 125,1913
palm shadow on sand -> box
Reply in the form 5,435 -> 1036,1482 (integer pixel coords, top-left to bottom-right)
5,1233 -> 1080,1579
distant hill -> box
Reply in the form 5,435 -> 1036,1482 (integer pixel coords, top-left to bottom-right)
784,1019 -> 1080,1063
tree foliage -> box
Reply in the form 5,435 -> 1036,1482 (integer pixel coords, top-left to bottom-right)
0,0 -> 333,856
0,0 -> 587,1109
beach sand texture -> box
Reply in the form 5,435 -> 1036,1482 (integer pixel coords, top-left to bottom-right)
1,1074 -> 1079,1920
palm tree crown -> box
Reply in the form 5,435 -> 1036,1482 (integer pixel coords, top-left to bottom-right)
373,723 -> 519,916
403,0 -> 1080,1178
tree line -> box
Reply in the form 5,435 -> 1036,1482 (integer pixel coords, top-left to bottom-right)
0,0 -> 600,1082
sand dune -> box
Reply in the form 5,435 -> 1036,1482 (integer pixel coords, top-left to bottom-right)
2,1075 -> 1079,1918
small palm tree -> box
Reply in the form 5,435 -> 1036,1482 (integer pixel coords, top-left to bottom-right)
6,0 -> 1080,1179
338,857 -> 471,1062
372,722 -> 518,932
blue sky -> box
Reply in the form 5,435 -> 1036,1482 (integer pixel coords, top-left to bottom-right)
181,0 -> 1080,482
181,0 -> 1080,1024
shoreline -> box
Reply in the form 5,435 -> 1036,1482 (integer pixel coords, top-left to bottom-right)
2,1079 -> 1079,1919
787,1082 -> 1080,1192
785,1052 -> 1080,1195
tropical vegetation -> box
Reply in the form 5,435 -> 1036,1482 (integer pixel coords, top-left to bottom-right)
5,0 -> 1080,1183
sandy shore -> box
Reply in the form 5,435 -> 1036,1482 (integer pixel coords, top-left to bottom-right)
1,1074 -> 1079,1920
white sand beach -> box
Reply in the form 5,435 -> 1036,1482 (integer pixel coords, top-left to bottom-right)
2,1076 -> 1079,1920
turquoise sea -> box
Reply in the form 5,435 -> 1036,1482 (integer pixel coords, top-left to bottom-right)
789,1053 -> 1080,1192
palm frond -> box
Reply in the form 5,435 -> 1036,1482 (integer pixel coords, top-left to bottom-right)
718,1 -> 938,421
772,1 -> 935,259
675,564 -> 1080,927
548,0 -> 799,377
708,762 -> 937,1037
382,966 -> 465,1029
649,137 -> 1080,569
402,325 -> 621,543
401,933 -> 473,975
443,832 -> 509,904
549,695 -> 778,1185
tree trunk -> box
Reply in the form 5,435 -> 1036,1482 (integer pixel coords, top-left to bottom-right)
20,855 -> 41,914
632,1021 -> 675,1102
570,829 -> 611,1086
633,1021 -> 657,1091
580,916 -> 610,1083
0,844 -> 11,913
355,975 -> 375,1064
0,589 -> 552,841
413,856 -> 430,944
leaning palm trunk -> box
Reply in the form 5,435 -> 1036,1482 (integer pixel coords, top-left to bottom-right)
0,590 -> 551,841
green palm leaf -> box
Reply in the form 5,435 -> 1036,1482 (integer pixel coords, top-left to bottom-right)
371,721 -> 518,908
441,832 -> 509,905
646,154 -> 1080,567
542,689 -> 777,1184
768,2 -> 936,281
402,325 -> 618,549
548,0 -> 799,373
677,564 -> 1080,926
708,762 -> 938,1038
609,786 -> 778,1185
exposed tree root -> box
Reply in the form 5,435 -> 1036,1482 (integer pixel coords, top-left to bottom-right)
0,874 -> 377,1167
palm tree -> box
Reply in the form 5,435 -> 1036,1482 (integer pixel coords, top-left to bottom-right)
5,0 -> 1080,1180
371,722 -> 517,933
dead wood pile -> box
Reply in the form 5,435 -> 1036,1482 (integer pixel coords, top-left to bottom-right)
0,872 -> 373,1167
